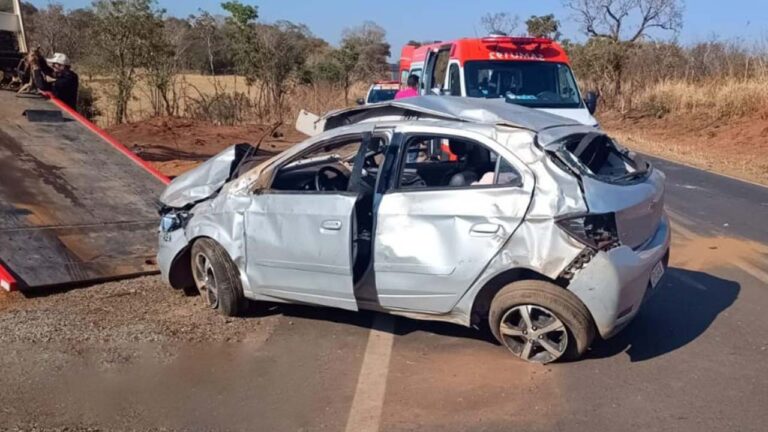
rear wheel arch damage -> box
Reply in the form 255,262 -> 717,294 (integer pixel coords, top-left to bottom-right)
469,267 -> 598,346
469,267 -> 560,328
488,280 -> 596,363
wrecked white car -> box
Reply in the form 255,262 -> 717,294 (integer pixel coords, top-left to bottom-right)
157,97 -> 670,363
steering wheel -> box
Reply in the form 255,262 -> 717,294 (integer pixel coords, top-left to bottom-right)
315,166 -> 349,191
536,91 -> 559,102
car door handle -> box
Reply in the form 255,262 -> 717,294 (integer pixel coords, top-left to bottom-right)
471,223 -> 501,235
321,220 -> 342,231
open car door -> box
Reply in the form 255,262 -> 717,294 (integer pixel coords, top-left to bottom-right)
242,132 -> 380,311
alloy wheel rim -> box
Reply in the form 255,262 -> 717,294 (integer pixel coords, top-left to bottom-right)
192,252 -> 219,308
499,304 -> 568,364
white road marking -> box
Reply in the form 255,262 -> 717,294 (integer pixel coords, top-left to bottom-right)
344,314 -> 395,432
734,259 -> 768,284
667,211 -> 698,240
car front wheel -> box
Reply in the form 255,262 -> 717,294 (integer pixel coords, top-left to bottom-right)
489,280 -> 595,364
190,238 -> 246,317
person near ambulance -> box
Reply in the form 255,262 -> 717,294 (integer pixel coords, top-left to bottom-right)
395,74 -> 419,99
34,52 -> 79,109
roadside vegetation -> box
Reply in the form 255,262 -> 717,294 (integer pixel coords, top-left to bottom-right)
20,0 -> 390,126
17,0 -> 768,182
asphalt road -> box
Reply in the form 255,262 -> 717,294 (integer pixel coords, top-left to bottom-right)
2,157 -> 767,431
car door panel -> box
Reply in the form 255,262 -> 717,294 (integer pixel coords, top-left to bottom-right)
374,186 -> 532,313
244,193 -> 359,310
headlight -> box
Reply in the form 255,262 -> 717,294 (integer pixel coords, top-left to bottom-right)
556,212 -> 620,251
160,212 -> 188,233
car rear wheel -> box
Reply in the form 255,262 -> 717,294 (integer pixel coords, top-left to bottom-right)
190,238 -> 246,317
489,280 -> 595,364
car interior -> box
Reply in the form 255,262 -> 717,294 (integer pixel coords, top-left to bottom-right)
398,136 -> 522,189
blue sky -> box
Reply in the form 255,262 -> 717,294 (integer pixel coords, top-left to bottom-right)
30,0 -> 768,55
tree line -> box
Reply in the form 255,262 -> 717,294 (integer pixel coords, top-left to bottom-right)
20,0 -> 391,125
485,0 -> 768,113
19,0 -> 768,124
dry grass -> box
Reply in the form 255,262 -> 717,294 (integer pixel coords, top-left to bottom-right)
86,74 -> 367,128
632,77 -> 768,119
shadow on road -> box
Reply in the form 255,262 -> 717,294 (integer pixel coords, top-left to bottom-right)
243,300 -> 498,344
233,267 -> 740,361
588,267 -> 740,362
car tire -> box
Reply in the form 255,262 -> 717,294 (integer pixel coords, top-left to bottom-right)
190,238 -> 246,317
488,280 -> 595,363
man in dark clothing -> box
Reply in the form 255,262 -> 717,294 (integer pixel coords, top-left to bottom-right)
37,52 -> 79,109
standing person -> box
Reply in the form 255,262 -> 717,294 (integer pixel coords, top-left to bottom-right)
395,74 -> 419,99
37,53 -> 79,109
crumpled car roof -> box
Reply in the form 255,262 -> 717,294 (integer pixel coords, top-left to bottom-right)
322,96 -> 582,132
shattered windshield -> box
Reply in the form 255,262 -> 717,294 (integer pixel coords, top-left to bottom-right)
464,61 -> 583,109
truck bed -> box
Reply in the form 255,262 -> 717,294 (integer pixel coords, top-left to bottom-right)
0,91 -> 168,290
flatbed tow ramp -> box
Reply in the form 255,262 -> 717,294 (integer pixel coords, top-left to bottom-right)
0,91 -> 169,291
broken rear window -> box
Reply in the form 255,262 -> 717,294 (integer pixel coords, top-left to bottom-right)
550,133 -> 650,184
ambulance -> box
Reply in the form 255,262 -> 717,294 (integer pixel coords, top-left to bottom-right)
399,34 -> 599,126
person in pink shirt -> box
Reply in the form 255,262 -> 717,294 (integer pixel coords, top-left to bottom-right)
395,74 -> 419,99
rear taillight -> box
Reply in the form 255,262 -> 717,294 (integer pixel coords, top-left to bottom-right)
556,213 -> 620,251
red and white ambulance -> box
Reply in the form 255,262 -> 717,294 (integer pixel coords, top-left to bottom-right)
399,34 -> 599,126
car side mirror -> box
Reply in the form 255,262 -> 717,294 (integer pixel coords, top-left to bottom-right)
584,91 -> 599,115
356,98 -> 365,106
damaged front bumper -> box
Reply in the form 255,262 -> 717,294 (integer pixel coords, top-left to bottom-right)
157,227 -> 191,288
568,213 -> 671,339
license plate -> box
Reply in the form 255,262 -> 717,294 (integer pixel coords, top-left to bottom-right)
650,260 -> 665,288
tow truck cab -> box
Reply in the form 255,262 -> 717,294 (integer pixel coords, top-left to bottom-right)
0,0 -> 27,77
399,35 -> 599,127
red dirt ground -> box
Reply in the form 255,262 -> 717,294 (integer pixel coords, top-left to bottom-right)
107,117 -> 306,178
600,110 -> 768,185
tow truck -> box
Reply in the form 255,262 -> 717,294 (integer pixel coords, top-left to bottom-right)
0,0 -> 168,292
399,34 -> 600,126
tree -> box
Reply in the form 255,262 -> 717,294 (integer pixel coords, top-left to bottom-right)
564,0 -> 683,43
23,3 -> 95,62
253,21 -> 314,119
221,0 -> 259,83
91,0 -> 167,124
222,1 -> 316,120
479,12 -> 518,36
143,17 -> 192,116
563,0 -> 684,96
526,14 -> 561,40
190,11 -> 221,75
336,21 -> 391,104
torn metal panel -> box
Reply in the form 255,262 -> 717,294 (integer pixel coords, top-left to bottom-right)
569,214 -> 670,338
374,186 -> 533,313
450,143 -> 589,324
581,170 -> 666,249
160,143 -> 255,208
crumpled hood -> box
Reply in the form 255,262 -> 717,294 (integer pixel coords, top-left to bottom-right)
159,144 -> 254,209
